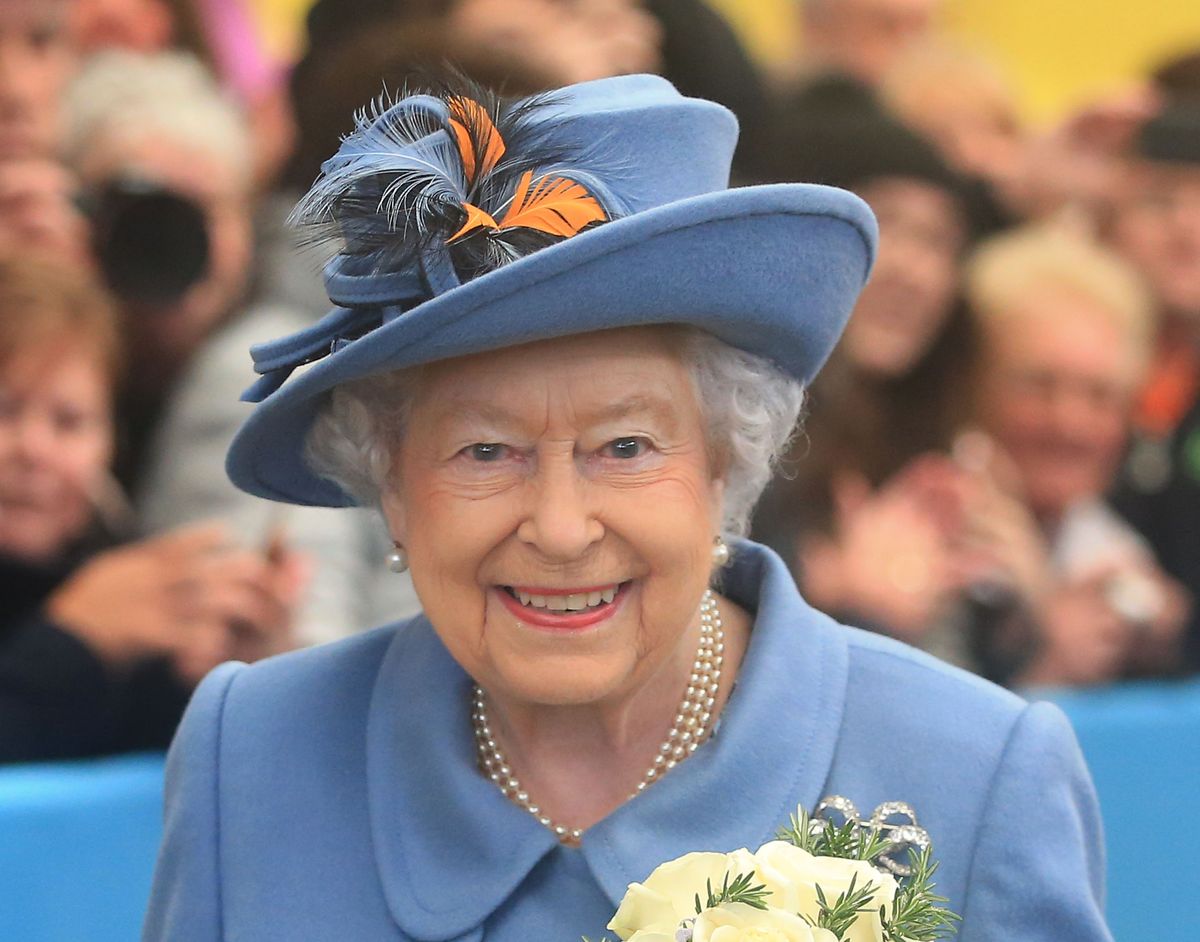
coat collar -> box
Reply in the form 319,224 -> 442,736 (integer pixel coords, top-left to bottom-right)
365,542 -> 849,939
581,544 -> 850,904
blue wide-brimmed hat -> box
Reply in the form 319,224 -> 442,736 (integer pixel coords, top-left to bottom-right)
227,74 -> 878,506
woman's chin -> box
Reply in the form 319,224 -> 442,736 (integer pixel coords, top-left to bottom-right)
485,652 -> 638,709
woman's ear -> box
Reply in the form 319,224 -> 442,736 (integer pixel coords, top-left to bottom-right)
708,475 -> 726,532
380,483 -> 408,547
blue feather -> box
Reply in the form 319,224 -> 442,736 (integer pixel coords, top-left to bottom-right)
290,93 -> 468,259
289,74 -> 625,285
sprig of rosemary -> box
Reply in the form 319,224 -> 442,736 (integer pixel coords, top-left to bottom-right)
801,872 -> 881,940
883,847 -> 961,941
777,806 -> 892,862
694,871 -> 771,913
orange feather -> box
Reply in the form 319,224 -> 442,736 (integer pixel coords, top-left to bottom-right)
446,201 -> 499,243
448,97 -> 506,185
496,170 -> 606,237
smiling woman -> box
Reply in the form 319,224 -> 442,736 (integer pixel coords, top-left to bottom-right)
304,325 -> 800,830
145,74 -> 1112,941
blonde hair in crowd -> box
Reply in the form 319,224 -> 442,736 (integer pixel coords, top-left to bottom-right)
965,223 -> 1157,378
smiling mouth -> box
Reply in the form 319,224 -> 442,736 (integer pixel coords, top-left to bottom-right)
501,582 -> 628,613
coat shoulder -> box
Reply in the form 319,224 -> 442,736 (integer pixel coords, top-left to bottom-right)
837,622 -> 1032,754
215,620 -> 406,740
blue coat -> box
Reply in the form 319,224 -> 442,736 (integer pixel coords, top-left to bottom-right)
143,542 -> 1110,940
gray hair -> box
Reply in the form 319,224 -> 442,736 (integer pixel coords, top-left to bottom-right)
305,328 -> 805,541
64,50 -> 252,187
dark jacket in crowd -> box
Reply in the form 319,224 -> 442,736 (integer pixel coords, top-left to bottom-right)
0,532 -> 191,764
1112,395 -> 1200,673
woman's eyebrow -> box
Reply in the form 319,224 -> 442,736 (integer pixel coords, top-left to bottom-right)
439,400 -> 523,428
436,394 -> 680,430
584,394 -> 679,428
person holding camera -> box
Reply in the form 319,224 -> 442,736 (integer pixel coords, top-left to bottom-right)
964,224 -> 1190,685
62,49 -> 255,493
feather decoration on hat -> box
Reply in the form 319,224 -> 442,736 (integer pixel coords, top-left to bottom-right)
290,73 -> 614,285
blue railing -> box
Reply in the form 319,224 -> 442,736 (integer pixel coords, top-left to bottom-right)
1,679 -> 1197,941
0,753 -> 165,942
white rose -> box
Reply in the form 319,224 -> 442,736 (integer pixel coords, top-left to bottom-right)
691,902 -> 840,942
751,842 -> 898,942
608,849 -> 761,940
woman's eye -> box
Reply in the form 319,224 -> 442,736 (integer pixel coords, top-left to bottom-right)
465,442 -> 507,462
603,437 -> 647,459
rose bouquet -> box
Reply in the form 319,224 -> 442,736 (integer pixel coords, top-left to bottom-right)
593,800 -> 959,942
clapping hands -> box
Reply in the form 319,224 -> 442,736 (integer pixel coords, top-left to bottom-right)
47,522 -> 309,684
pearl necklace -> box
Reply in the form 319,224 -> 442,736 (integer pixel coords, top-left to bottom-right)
471,589 -> 725,844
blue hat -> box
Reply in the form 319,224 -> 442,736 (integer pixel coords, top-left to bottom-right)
227,74 -> 878,506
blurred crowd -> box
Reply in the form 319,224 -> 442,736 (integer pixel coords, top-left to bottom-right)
1,0 -> 1198,764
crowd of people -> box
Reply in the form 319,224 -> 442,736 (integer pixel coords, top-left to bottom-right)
1,0 -> 1197,765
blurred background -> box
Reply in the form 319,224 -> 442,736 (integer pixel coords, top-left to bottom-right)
0,0 -> 1197,938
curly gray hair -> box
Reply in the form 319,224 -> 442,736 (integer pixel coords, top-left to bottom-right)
305,328 -> 805,541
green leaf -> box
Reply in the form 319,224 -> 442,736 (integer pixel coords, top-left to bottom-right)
696,870 -> 771,912
881,847 -> 962,940
813,872 -> 881,940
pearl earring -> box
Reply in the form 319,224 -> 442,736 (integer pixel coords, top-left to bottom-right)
386,544 -> 409,573
712,536 -> 730,567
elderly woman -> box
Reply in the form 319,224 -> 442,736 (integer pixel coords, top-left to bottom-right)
144,76 -> 1109,940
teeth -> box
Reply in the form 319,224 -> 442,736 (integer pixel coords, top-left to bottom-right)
511,585 -> 622,611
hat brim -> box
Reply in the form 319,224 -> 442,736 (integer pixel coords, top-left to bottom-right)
227,183 -> 877,506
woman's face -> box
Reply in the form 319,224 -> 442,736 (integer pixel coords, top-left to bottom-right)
974,285 -> 1137,523
0,341 -> 113,562
841,177 -> 965,378
382,327 -> 723,708
1109,160 -> 1200,319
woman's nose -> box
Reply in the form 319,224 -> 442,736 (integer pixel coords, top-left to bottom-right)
516,463 -> 604,560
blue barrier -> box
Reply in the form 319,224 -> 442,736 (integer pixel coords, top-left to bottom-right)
0,753 -> 165,942
0,681 -> 1197,941
1046,678 -> 1200,942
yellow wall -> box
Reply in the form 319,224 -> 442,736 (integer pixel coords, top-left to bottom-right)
247,0 -> 311,60
252,0 -> 1200,124
706,0 -> 1200,124
944,0 -> 1200,124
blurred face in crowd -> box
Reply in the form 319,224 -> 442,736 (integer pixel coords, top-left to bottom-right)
1108,159 -> 1200,320
0,0 -> 74,160
448,0 -> 661,88
841,176 -> 965,378
0,339 -> 113,563
884,62 -> 1024,191
69,0 -> 172,55
974,284 -> 1139,525
803,0 -> 942,86
79,134 -> 253,391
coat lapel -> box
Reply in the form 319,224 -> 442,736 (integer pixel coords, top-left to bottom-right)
581,543 -> 851,906
366,616 -> 559,940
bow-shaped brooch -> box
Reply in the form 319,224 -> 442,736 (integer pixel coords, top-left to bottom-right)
811,795 -> 932,877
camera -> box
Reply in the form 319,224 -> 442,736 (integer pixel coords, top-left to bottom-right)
86,175 -> 210,306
